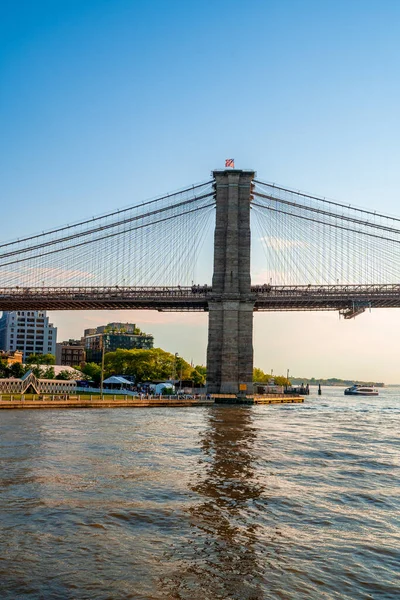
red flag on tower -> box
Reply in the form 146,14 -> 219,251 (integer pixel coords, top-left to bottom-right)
225,158 -> 235,168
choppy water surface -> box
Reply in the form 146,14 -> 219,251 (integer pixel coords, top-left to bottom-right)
0,388 -> 399,599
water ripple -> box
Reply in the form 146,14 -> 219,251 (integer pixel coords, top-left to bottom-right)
0,391 -> 399,599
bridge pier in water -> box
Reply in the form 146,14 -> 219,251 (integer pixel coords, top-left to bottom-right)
206,169 -> 255,395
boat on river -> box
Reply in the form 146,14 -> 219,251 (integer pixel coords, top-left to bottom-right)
344,385 -> 379,396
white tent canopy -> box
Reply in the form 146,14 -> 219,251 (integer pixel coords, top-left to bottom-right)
153,382 -> 175,394
103,376 -> 132,385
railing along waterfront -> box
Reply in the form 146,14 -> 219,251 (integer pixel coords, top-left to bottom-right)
0,393 -> 213,404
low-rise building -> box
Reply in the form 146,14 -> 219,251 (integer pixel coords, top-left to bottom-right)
83,323 -> 138,337
94,322 -> 138,334
56,339 -> 86,367
0,370 -> 76,395
85,331 -> 154,363
0,350 -> 23,365
83,328 -> 97,337
83,322 -> 153,363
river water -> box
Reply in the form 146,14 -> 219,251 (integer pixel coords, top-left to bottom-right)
0,387 -> 399,599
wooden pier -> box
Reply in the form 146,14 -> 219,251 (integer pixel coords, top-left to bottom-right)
0,393 -> 304,409
213,394 -> 304,405
0,395 -> 214,409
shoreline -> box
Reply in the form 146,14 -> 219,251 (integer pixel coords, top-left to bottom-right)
0,395 -> 304,409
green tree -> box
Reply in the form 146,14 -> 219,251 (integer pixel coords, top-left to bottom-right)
0,359 -> 11,378
56,369 -> 77,380
78,362 -> 102,385
41,353 -> 56,365
194,365 -> 207,376
42,366 -> 55,379
175,355 -> 193,381
10,362 -> 26,378
103,348 -> 193,383
274,375 -> 291,386
191,368 -> 206,386
253,367 -> 271,383
26,353 -> 55,365
30,365 -> 44,378
253,368 -> 290,386
25,354 -> 38,365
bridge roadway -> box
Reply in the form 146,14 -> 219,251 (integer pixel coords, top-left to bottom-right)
1,284 -> 400,315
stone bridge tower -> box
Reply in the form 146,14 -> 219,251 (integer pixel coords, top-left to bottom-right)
206,169 -> 255,395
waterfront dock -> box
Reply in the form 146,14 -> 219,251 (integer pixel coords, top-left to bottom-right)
0,393 -> 303,409
214,394 -> 304,405
0,394 -> 214,409
253,395 -> 304,404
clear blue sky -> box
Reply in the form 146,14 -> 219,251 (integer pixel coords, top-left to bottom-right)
1,0 -> 400,381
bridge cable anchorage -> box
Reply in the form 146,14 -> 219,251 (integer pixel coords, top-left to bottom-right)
0,182 -> 215,288
251,180 -> 400,287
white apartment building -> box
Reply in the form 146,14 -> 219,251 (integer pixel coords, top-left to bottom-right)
0,311 -> 57,362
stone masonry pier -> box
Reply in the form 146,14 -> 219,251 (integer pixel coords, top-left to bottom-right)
206,170 -> 255,395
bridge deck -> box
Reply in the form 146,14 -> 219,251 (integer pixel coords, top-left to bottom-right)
0,285 -> 400,312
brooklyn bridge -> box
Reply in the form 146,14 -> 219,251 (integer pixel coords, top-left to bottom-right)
1,169 -> 400,394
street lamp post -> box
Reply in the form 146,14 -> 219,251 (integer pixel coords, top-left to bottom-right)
174,352 -> 178,391
100,335 -> 105,399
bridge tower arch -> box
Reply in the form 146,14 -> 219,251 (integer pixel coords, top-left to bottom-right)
206,169 -> 255,395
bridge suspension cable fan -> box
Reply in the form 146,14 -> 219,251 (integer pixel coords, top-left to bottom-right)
251,180 -> 400,286
0,181 -> 215,289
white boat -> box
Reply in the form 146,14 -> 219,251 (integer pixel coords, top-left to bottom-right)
344,385 -> 379,396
